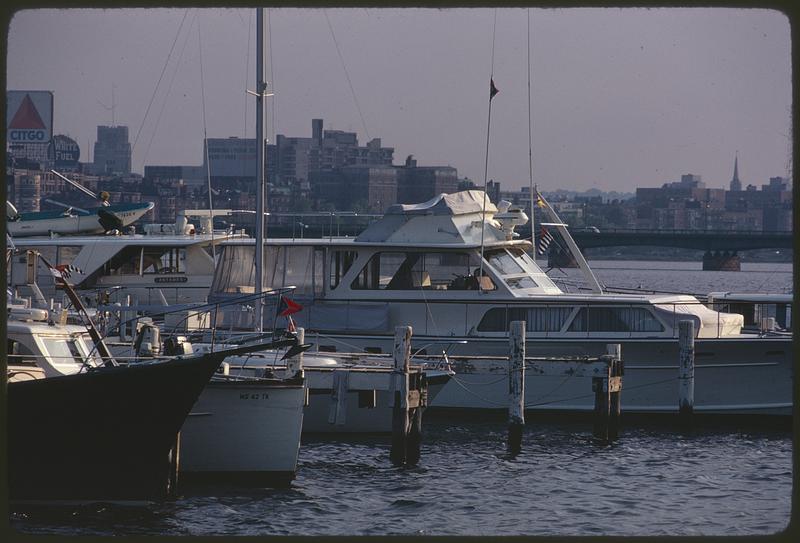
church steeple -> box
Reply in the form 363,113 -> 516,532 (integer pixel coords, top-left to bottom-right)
730,151 -> 742,191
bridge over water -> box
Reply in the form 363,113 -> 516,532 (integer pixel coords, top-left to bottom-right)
566,228 -> 793,251
519,227 -> 793,271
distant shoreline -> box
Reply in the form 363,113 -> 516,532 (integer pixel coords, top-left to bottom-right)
579,247 -> 793,264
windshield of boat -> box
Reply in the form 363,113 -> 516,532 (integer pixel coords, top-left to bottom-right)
484,247 -> 561,294
40,334 -> 101,373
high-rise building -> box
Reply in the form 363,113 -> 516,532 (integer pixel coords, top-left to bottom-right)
396,155 -> 458,204
93,125 -> 131,175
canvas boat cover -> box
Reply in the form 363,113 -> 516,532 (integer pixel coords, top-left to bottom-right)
356,190 -> 507,245
653,296 -> 744,337
385,190 -> 498,216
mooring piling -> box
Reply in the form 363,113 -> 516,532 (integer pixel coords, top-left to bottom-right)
606,344 -> 622,440
592,349 -> 623,442
678,319 -> 696,421
508,320 -> 526,455
390,325 -> 411,465
390,325 -> 423,466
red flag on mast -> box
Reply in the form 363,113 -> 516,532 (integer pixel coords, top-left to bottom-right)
277,296 -> 303,317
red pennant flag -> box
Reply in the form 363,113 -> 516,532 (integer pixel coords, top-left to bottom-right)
277,296 -> 303,317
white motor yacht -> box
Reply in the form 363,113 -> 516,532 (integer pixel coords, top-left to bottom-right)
204,190 -> 792,415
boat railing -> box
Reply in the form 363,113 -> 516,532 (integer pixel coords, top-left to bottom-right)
456,299 -> 792,340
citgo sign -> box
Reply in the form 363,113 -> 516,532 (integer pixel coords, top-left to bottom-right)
7,90 -> 53,144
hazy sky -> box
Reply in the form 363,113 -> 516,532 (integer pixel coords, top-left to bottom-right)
6,7 -> 792,193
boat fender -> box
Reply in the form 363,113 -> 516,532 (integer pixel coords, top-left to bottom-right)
139,342 -> 155,357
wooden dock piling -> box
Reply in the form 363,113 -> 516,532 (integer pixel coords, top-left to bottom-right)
593,350 -> 622,442
523,353 -> 624,442
390,325 -> 416,466
508,320 -> 526,455
606,344 -> 622,440
678,320 -> 695,420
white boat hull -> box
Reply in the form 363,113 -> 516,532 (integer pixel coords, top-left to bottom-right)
302,333 -> 793,415
178,378 -> 305,484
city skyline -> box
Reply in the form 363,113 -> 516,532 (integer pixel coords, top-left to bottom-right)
6,7 -> 792,192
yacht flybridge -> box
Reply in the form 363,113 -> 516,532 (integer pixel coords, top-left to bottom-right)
207,190 -> 791,414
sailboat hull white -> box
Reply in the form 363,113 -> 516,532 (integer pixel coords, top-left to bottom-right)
178,379 -> 305,484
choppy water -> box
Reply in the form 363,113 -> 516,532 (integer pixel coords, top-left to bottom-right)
8,260 -> 794,536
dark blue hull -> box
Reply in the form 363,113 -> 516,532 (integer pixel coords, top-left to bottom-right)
8,353 -> 227,502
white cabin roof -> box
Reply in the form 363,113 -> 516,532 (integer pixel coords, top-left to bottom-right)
355,190 -> 508,245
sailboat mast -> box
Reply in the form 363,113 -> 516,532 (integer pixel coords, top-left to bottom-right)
254,7 -> 267,333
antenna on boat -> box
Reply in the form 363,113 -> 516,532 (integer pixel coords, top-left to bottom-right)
526,9 -> 536,261
478,10 -> 499,288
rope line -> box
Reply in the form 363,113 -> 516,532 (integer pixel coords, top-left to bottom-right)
527,8 -> 536,262
198,15 -> 216,261
132,9 -> 191,156
324,10 -> 370,140
142,9 -> 197,167
478,9 -> 498,282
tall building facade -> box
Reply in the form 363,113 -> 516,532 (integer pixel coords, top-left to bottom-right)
396,155 -> 459,204
93,125 -> 131,175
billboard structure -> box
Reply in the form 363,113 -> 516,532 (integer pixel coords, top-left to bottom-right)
49,134 -> 81,170
6,90 -> 54,144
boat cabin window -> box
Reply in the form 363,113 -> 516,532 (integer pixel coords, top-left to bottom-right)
477,306 -> 574,332
7,339 -> 37,366
567,307 -> 664,333
104,246 -> 142,275
484,247 -> 559,292
42,337 -> 87,366
210,244 -> 322,297
330,250 -> 358,290
34,245 -> 81,268
351,251 -> 495,291
486,249 -> 525,275
142,247 -> 186,274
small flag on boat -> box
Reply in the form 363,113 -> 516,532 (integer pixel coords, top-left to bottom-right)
535,195 -> 546,208
537,227 -> 554,256
277,296 -> 303,317
489,78 -> 499,101
49,263 -> 84,279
